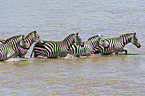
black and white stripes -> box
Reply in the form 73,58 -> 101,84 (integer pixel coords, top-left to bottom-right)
0,32 -> 141,61
0,35 -> 29,61
68,34 -> 109,57
0,31 -> 44,58
93,32 -> 141,55
30,33 -> 82,58
18,31 -> 44,58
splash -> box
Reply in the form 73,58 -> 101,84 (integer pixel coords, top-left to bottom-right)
6,58 -> 21,61
64,54 -> 75,59
5,58 -> 30,62
64,54 -> 88,59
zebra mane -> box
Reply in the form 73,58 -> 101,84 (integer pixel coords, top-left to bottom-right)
4,35 -> 24,44
25,31 -> 37,38
119,32 -> 135,37
87,34 -> 102,41
63,33 -> 77,41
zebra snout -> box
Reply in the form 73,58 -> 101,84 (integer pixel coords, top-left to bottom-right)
137,43 -> 141,48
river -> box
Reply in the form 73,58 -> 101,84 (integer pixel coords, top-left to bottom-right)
0,0 -> 145,95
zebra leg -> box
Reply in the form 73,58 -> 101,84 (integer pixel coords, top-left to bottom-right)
122,49 -> 128,54
117,49 -> 128,55
119,49 -> 128,54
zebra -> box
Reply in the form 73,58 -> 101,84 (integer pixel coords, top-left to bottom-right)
68,34 -> 109,57
18,31 -> 44,58
0,31 -> 44,58
0,35 -> 29,61
30,33 -> 82,58
93,32 -> 141,55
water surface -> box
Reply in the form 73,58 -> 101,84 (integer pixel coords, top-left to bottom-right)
0,0 -> 145,95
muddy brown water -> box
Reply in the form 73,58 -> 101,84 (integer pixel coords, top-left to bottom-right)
0,0 -> 145,95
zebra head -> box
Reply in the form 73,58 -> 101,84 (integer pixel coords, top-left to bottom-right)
24,31 -> 44,46
64,32 -> 82,47
87,34 -> 109,49
74,33 -> 82,45
120,32 -> 141,48
131,32 -> 141,48
99,35 -> 109,48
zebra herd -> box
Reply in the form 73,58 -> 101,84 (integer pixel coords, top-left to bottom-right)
0,31 -> 141,61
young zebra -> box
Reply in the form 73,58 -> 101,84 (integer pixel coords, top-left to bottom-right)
93,32 -> 141,55
0,31 -> 44,58
68,34 -> 109,57
30,33 -> 82,58
0,35 -> 29,61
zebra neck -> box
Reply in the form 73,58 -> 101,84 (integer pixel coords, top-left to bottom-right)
25,37 -> 35,47
63,38 -> 72,47
121,36 -> 132,47
88,39 -> 98,48
85,41 -> 95,51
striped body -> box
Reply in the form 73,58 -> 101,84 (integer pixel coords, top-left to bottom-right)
0,35 -> 29,61
0,31 -> 44,58
30,33 -> 82,58
93,32 -> 141,55
68,43 -> 90,57
33,41 -> 69,58
68,34 -> 109,57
